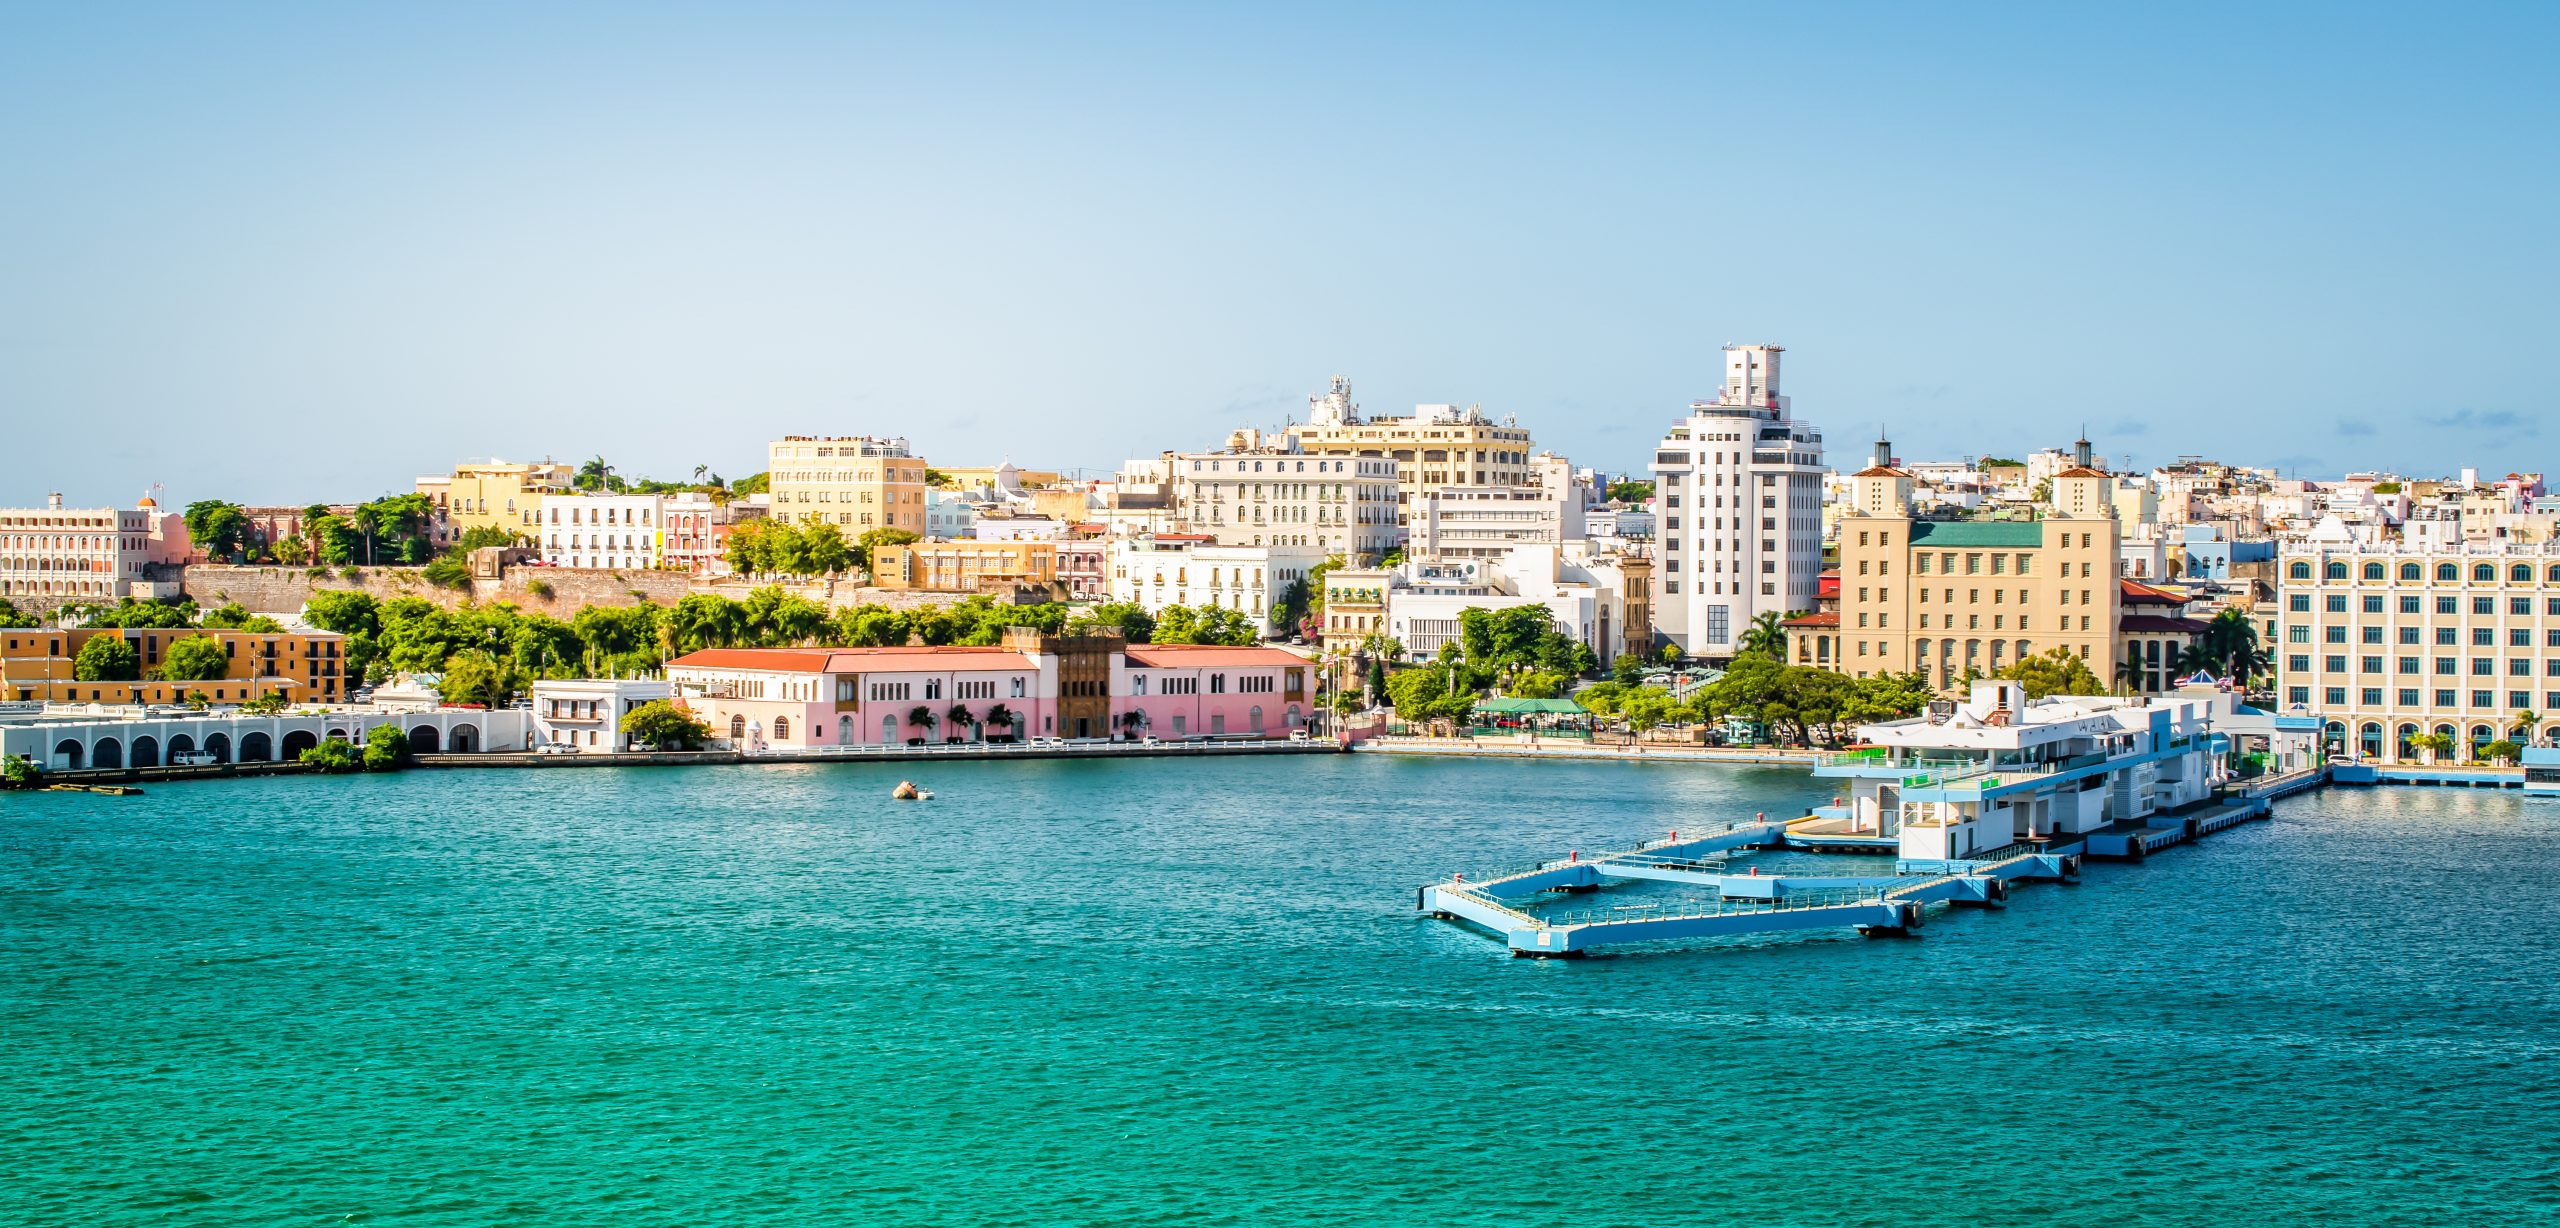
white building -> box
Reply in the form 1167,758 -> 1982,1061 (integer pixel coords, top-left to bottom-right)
972,516 -> 1067,543
532,677 -> 677,752
1381,545 -> 1641,665
926,490 -> 978,541
539,493 -> 666,571
1107,535 -> 1325,625
1171,432 -> 1400,559
1648,343 -> 1828,656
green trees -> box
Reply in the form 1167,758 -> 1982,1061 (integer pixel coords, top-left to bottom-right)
576,456 -> 619,492
1737,611 -> 1788,659
985,703 -> 1018,739
727,520 -> 872,577
362,726 -> 410,772
1604,479 -> 1654,503
1068,601 -> 1155,642
1994,647 -> 2107,699
1386,665 -> 1475,726
0,598 -> 35,628
435,650 -> 510,706
198,602 -> 286,633
1150,604 -> 1259,646
852,527 -> 919,572
159,635 -> 233,681
77,597 -> 196,628
2480,739 -> 2523,765
621,701 -> 711,750
182,500 -> 250,559
72,634 -> 140,682
299,736 -> 361,773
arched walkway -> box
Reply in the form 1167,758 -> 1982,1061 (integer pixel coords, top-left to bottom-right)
53,739 -> 83,770
130,735 -> 160,768
1249,704 -> 1265,734
167,733 -> 196,761
204,732 -> 232,764
2395,724 -> 2417,761
281,730 -> 317,758
449,724 -> 478,753
92,737 -> 123,769
409,725 -> 440,754
239,732 -> 273,762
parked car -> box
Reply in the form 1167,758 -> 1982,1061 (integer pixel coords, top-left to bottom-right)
1289,729 -> 1311,742
533,742 -> 580,755
170,752 -> 214,766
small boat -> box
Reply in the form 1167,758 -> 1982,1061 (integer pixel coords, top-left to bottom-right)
891,781 -> 935,801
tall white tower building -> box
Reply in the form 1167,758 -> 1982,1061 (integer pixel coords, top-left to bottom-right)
1648,343 -> 1827,657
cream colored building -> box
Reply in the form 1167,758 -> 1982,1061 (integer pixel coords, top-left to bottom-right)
1108,535 -> 1324,625
869,539 -> 1056,592
1281,377 -> 1535,531
2276,542 -> 2560,762
1173,432 -> 1399,559
1832,441 -> 2123,689
418,459 -> 574,538
767,436 -> 928,534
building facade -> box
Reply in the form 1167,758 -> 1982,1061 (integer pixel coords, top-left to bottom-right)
0,494 -> 188,601
531,677 -> 677,751
1647,344 -> 1827,656
767,436 -> 927,533
1172,434 -> 1400,559
868,540 -> 1057,593
418,459 -> 574,538
1107,536 -> 1323,624
2,625 -> 348,705
539,494 -> 666,571
1282,377 -> 1536,531
2276,542 -> 2560,761
1411,482 -> 1585,562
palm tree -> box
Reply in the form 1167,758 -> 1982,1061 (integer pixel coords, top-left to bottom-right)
1737,611 -> 1788,659
986,703 -> 1017,741
2113,657 -> 2146,696
2512,709 -> 2540,746
576,455 -> 613,492
906,705 -> 937,742
947,703 -> 975,742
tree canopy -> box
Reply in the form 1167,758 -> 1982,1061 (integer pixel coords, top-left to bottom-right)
158,635 -> 233,682
72,634 -> 140,682
621,700 -> 711,750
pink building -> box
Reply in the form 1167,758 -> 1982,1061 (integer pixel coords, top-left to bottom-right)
663,630 -> 1312,750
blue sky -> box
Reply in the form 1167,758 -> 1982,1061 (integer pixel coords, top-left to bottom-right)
5,2 -> 2554,506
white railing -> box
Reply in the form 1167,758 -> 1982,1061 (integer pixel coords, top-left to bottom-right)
745,736 -> 1325,760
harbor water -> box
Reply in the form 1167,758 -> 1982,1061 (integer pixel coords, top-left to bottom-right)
4,758 -> 2556,1226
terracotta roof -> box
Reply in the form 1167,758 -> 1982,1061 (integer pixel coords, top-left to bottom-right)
1124,644 -> 1310,669
2119,615 -> 2213,634
1851,465 -> 1909,478
2055,466 -> 2108,479
668,646 -> 1038,672
2119,578 -> 2185,606
1781,611 -> 1840,627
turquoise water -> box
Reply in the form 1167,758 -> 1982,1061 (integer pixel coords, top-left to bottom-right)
5,758 -> 2557,1227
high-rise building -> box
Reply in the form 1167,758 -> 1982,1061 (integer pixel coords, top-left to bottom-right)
1282,377 -> 1536,532
1648,344 -> 1827,656
766,436 -> 928,534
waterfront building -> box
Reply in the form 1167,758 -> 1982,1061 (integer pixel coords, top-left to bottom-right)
417,458 -> 574,538
1,705 -> 521,771
663,629 -> 1313,748
1107,535 -> 1323,624
766,435 -> 928,533
1170,431 -> 1399,559
1831,437 -> 2123,690
1379,545 -> 1642,665
869,539 -> 1057,593
1411,455 -> 1587,562
2274,539 -> 2560,761
1,625 -> 348,705
538,493 -> 666,571
1281,377 -> 1537,531
1811,679 -> 2298,862
0,494 -> 189,601
531,677 -> 676,752
1648,343 -> 1827,657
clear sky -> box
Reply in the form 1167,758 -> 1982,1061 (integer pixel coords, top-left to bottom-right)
5,2 -> 2554,508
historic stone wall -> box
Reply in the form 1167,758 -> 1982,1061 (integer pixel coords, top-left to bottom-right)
173,564 -> 695,617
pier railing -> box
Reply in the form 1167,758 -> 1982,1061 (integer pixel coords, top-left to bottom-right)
1538,887 -> 1888,927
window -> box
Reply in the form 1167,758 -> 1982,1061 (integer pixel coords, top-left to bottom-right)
2473,563 -> 2495,583
2399,626 -> 2421,645
2473,596 -> 2495,616
2401,563 -> 2422,581
2474,628 -> 2496,646
2361,595 -> 2384,614
2363,562 -> 2385,581
2399,596 -> 2421,614
2360,656 -> 2383,674
2324,626 -> 2347,644
2361,626 -> 2384,644
2436,689 -> 2456,707
2436,563 -> 2458,582
2288,561 -> 2311,580
2473,690 -> 2494,708
2398,656 -> 2420,674
2323,595 -> 2347,613
2398,688 -> 2419,706
2325,655 -> 2347,673
2473,658 -> 2494,676
2287,626 -> 2309,644
2325,562 -> 2348,580
2514,597 -> 2534,616
2513,628 -> 2534,647
2436,596 -> 2457,615
2325,687 -> 2347,706
2437,627 -> 2458,645
2288,686 -> 2310,704
2435,658 -> 2456,675
2288,594 -> 2311,612
2288,654 -> 2311,673
2361,688 -> 2383,706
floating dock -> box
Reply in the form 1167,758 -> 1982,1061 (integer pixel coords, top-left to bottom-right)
1421,795 -> 2275,957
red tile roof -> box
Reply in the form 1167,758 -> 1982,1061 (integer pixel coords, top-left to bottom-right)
2119,578 -> 2185,606
1123,644 -> 1311,669
1782,611 -> 1840,627
668,646 -> 1038,672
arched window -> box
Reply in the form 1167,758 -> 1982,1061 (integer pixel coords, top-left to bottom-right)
2548,565 -> 2560,584
2361,562 -> 2384,581
729,714 -> 745,742
2324,562 -> 2348,581
2400,563 -> 2422,581
2473,563 -> 2495,583
2359,723 -> 2382,759
772,716 -> 789,740
2288,561 -> 2312,580
2436,563 -> 2458,582
2513,564 -> 2533,583
2395,724 -> 2417,760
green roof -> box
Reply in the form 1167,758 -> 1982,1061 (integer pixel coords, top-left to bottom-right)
1908,520 -> 2045,547
1475,697 -> 1587,714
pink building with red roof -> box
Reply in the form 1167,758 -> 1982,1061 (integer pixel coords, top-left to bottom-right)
664,629 -> 1313,750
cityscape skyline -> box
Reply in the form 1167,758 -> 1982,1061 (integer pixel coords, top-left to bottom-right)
8,4 -> 2556,504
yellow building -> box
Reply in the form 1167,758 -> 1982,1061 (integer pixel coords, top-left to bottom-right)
1282,379 -> 1535,530
868,540 -> 1056,593
768,436 -> 928,534
935,464 -> 1062,490
418,459 -> 573,538
1,626 -> 348,705
1832,443 -> 2124,690
1318,567 -> 1393,661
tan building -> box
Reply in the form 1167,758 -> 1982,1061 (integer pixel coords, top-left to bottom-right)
0,494 -> 189,599
2276,542 -> 2560,762
869,540 -> 1057,593
1282,378 -> 1535,530
767,436 -> 928,533
418,459 -> 573,538
1832,444 -> 2123,690
1,626 -> 348,705
936,464 -> 1062,491
1318,567 -> 1393,661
